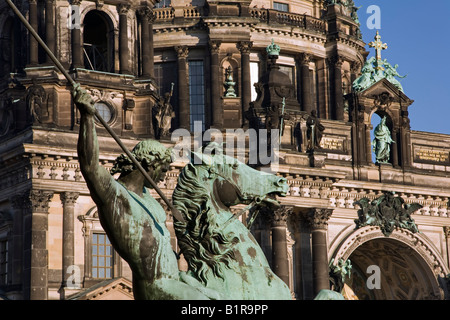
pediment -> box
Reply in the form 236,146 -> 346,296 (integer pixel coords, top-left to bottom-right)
357,78 -> 413,106
68,277 -> 134,300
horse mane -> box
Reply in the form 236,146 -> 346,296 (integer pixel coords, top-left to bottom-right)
173,162 -> 239,284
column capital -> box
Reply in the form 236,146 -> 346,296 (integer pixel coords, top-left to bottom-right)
304,208 -> 332,230
209,40 -> 222,54
11,193 -> 32,210
137,6 -> 154,21
444,226 -> 450,239
350,60 -> 362,74
297,52 -> 313,66
60,192 -> 80,206
175,46 -> 189,59
30,190 -> 54,213
237,41 -> 253,54
118,4 -> 130,15
328,54 -> 345,68
70,0 -> 82,5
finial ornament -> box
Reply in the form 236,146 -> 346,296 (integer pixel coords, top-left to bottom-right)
266,39 -> 281,58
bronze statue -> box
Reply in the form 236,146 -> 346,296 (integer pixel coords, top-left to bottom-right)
73,84 -> 292,300
73,85 -> 225,299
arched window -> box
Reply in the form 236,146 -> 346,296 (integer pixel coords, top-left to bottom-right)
83,10 -> 114,73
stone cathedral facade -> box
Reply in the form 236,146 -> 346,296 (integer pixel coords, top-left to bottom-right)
0,0 -> 449,300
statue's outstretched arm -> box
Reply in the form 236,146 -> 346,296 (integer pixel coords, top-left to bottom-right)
73,84 -> 114,204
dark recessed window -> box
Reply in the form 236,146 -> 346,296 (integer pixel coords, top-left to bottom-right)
273,2 -> 289,12
155,0 -> 171,8
0,240 -> 8,285
188,61 -> 205,131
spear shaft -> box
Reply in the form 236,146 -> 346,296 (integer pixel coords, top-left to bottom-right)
6,0 -> 184,222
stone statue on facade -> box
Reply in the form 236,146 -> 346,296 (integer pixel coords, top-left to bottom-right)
73,85 -> 292,300
153,83 -> 175,139
354,191 -> 422,237
372,116 -> 394,164
306,110 -> 325,151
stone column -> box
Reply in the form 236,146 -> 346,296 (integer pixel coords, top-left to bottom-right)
118,4 -> 131,75
45,0 -> 56,64
209,40 -> 222,129
71,0 -> 83,69
175,46 -> 189,130
391,128 -> 399,167
238,41 -> 252,126
24,190 -> 54,300
28,0 -> 39,66
138,6 -> 154,78
350,61 -> 361,88
270,206 -> 293,286
444,227 -> 450,269
330,55 -> 345,121
10,194 -> 31,294
299,53 -> 313,114
304,208 -> 332,297
60,192 -> 79,299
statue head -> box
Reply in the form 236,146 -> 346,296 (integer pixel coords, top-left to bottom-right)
110,139 -> 173,177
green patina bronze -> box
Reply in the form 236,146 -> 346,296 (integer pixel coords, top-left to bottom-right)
74,86 -> 291,300
353,31 -> 406,93
173,143 -> 292,299
372,116 -> 394,164
354,191 -> 422,237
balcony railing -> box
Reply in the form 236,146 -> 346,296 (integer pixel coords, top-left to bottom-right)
153,6 -> 326,33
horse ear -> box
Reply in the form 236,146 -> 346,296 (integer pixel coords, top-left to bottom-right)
189,151 -> 213,167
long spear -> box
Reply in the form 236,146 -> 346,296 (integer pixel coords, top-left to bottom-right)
6,0 -> 185,222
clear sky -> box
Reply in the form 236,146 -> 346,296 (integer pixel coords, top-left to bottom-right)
355,0 -> 450,135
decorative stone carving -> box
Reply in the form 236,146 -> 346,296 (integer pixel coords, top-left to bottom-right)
29,190 -> 54,213
304,208 -> 333,230
26,83 -> 47,124
354,191 -> 422,237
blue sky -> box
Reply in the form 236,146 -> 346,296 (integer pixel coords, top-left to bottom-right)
355,0 -> 450,135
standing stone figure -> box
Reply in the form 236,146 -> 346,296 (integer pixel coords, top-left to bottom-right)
154,85 -> 175,139
306,110 -> 325,150
372,116 -> 394,164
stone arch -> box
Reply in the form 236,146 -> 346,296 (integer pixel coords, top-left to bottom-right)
331,226 -> 448,300
221,56 -> 240,97
81,8 -> 117,72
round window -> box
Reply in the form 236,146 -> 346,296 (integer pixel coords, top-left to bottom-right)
94,102 -> 114,123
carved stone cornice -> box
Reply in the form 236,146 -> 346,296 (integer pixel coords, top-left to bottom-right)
30,190 -> 54,213
60,192 -> 80,206
304,208 -> 333,230
175,46 -> 189,59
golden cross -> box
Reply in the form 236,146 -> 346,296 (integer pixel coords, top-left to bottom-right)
369,31 -> 387,67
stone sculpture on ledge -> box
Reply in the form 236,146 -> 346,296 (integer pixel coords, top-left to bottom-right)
354,191 -> 422,237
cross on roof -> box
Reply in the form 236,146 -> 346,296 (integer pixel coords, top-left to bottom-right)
369,31 -> 387,68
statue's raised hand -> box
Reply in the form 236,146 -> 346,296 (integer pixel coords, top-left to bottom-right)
72,83 -> 95,116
